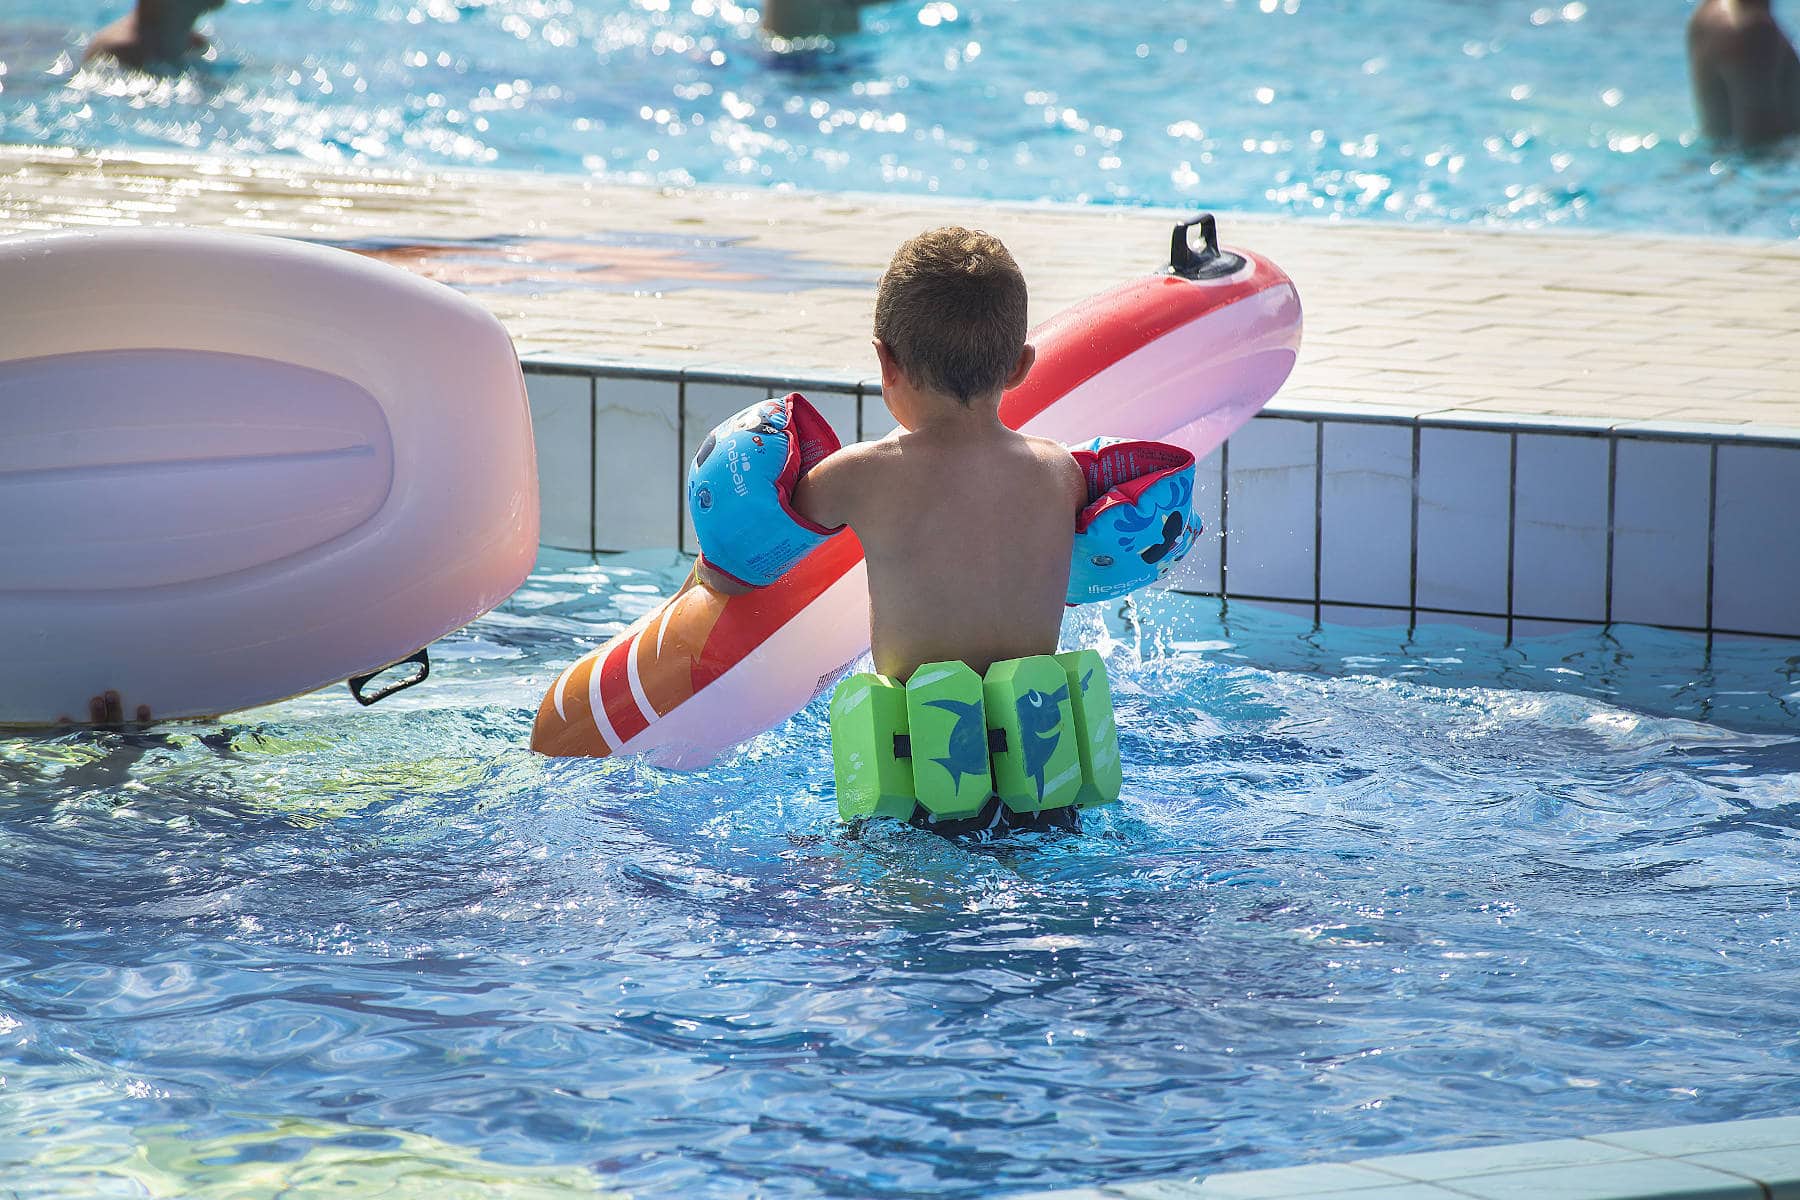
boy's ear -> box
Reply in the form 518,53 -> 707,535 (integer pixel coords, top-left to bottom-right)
873,338 -> 904,389
1004,343 -> 1036,391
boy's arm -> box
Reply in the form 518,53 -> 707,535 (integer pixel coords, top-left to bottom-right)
792,440 -> 876,533
696,439 -> 870,595
1056,444 -> 1090,517
1029,435 -> 1092,519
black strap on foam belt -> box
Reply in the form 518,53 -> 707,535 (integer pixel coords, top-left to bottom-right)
348,648 -> 431,706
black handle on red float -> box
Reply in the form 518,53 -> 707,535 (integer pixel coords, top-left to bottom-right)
1169,213 -> 1246,279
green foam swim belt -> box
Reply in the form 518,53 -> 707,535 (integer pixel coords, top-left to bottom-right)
829,650 -> 1121,824
827,673 -> 914,821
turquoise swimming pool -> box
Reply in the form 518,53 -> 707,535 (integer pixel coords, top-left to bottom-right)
3,551 -> 1798,1196
2,0 -> 1797,237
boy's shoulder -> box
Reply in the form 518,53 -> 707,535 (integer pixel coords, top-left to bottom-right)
833,434 -> 904,467
1021,433 -> 1089,509
1019,431 -> 1076,458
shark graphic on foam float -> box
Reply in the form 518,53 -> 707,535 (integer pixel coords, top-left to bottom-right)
923,697 -> 989,795
1011,683 -> 1072,804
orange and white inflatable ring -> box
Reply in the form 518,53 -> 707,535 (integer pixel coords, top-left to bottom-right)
532,216 -> 1302,767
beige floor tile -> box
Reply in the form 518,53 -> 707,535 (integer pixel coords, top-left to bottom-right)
3,143 -> 1797,431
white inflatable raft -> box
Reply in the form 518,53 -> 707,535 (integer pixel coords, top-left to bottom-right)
0,228 -> 538,726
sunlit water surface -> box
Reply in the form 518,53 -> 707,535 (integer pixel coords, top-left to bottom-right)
1,0 -> 1797,236
3,551 -> 1799,1197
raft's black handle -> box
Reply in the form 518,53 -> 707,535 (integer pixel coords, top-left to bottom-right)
348,648 -> 431,706
1168,213 -> 1246,280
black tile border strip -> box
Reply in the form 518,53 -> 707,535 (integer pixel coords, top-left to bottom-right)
520,355 -> 1800,643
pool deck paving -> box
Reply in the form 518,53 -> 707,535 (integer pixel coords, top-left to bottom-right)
2,142 -> 1797,434
1018,1115 -> 1800,1200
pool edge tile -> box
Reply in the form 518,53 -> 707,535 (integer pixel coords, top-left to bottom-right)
1511,432 -> 1609,624
1135,1161 -> 1413,1197
1434,1156 -> 1763,1200
1319,420 -> 1414,609
1220,416 -> 1318,604
1711,443 -> 1800,639
592,374 -> 681,552
524,371 -> 595,553
1679,1146 -> 1800,1199
1414,426 -> 1511,615
1609,438 -> 1711,630
1585,1116 -> 1800,1157
1418,408 -> 1617,438
1352,1136 -> 1646,1183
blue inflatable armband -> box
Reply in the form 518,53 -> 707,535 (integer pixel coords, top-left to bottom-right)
1067,437 -> 1200,604
687,393 -> 843,588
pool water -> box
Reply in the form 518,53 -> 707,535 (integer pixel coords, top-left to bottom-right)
2,0 -> 1798,237
4,551 -> 1799,1197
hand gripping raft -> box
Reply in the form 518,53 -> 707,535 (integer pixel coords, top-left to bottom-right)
531,214 -> 1303,766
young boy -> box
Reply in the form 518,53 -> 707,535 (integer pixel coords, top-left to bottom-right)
691,227 -> 1195,834
700,227 -> 1086,683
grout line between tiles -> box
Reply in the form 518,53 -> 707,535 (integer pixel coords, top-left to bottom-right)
675,377 -> 688,553
1312,420 -> 1324,624
1706,440 -> 1719,641
1604,435 -> 1617,627
1409,423 -> 1422,631
1218,437 -> 1232,600
1505,430 -> 1517,642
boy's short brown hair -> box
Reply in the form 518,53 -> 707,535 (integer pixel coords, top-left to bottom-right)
873,227 -> 1028,405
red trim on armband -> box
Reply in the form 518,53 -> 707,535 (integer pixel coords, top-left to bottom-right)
1071,440 -> 1195,532
774,393 -> 847,538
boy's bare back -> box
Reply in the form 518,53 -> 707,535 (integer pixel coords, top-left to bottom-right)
797,421 -> 1084,680
780,226 -> 1087,681
692,226 -> 1086,681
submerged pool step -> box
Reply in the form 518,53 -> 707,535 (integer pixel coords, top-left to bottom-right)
1014,1115 -> 1800,1199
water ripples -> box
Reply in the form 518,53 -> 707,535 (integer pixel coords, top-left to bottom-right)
2,551 -> 1799,1195
2,1 -> 1797,236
